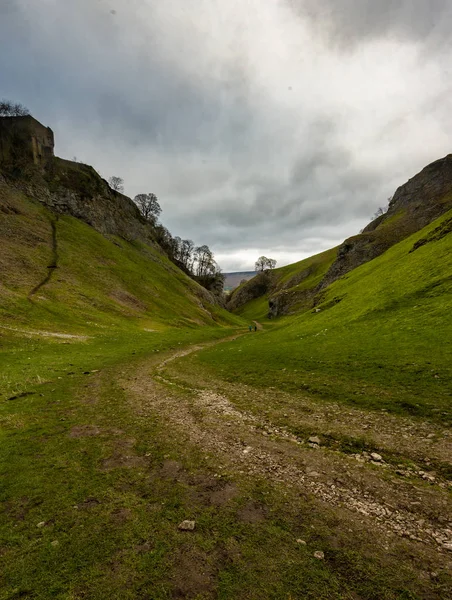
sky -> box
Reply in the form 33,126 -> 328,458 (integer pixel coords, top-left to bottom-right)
1,0 -> 452,271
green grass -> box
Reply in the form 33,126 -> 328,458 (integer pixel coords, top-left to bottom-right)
273,247 -> 337,290
1,329 -> 443,599
187,210 -> 452,424
0,185 -> 243,333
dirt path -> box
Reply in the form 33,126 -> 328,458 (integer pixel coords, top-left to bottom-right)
124,336 -> 452,560
28,214 -> 59,300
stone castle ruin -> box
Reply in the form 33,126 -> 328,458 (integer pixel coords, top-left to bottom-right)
0,115 -> 54,168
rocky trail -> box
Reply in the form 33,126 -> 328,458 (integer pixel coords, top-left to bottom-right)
123,335 -> 452,572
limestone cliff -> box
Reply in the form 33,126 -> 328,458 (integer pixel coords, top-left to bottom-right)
321,154 -> 452,289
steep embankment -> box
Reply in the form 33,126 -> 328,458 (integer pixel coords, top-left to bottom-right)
0,175 -> 242,333
231,154 -> 452,318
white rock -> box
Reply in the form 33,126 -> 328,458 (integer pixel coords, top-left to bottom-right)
178,520 -> 196,531
370,453 -> 383,462
314,551 -> 325,560
37,522 -> 46,528
308,436 -> 321,445
296,539 -> 307,545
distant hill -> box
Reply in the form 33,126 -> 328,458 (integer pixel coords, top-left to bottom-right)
223,271 -> 255,292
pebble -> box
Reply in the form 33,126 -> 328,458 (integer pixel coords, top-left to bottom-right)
307,471 -> 320,477
371,453 -> 383,462
309,436 -> 321,445
178,520 -> 196,531
37,522 -> 46,528
314,551 -> 325,560
296,539 -> 307,545
51,540 -> 59,547
243,446 -> 253,455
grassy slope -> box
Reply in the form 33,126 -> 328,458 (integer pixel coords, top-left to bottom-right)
234,247 -> 337,321
2,328 -> 439,599
191,209 -> 452,425
0,185 -> 243,333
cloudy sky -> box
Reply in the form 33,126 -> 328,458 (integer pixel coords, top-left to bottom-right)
1,1 -> 452,271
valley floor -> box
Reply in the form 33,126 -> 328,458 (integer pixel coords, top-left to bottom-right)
1,327 -> 451,599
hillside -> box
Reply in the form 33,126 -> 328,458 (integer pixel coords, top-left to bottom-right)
228,248 -> 337,320
0,176 -> 243,334
0,116 -> 243,333
230,154 -> 452,318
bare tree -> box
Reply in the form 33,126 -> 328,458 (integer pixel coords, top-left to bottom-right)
179,239 -> 195,271
266,258 -> 277,270
255,256 -> 277,272
108,176 -> 124,193
0,99 -> 30,117
373,206 -> 386,219
194,245 -> 214,277
134,193 -> 162,222
372,196 -> 392,220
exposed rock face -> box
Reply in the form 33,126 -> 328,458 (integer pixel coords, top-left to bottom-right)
321,154 -> 452,288
0,116 -> 54,167
227,271 -> 274,311
9,158 -> 155,245
268,287 -> 316,318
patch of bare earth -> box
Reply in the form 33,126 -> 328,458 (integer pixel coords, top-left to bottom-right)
110,289 -> 147,312
171,547 -> 216,599
69,425 -> 101,438
122,338 -> 452,578
0,325 -> 89,341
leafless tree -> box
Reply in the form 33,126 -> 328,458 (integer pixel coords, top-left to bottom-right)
255,256 -> 277,272
108,176 -> 124,193
134,193 -> 161,222
194,245 -> 214,277
175,239 -> 194,271
0,99 -> 30,117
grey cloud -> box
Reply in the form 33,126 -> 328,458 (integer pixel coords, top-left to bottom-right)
1,0 -> 452,271
294,0 -> 452,49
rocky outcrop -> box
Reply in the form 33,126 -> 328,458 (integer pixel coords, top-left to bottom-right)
8,158 -> 155,245
268,287 -> 317,318
321,154 -> 452,289
227,271 -> 274,311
